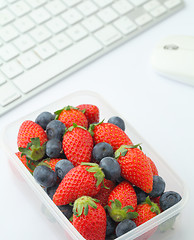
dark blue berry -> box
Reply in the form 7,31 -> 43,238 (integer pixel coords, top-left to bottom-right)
99,157 -> 121,181
46,138 -> 62,158
108,116 -> 125,131
134,186 -> 148,204
106,215 -> 116,236
35,111 -> 55,130
92,142 -> 114,162
115,219 -> 136,237
45,183 -> 60,199
58,204 -> 73,219
46,120 -> 66,140
33,165 -> 57,187
149,175 -> 166,198
55,159 -> 74,180
159,191 -> 182,211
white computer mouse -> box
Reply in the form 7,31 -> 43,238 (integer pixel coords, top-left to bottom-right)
151,35 -> 194,86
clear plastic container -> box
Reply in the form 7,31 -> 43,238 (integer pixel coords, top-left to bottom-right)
0,90 -> 188,240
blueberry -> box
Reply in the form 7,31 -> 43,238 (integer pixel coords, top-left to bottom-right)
35,111 -> 55,130
45,183 -> 60,199
149,175 -> 166,198
108,116 -> 125,131
134,186 -> 148,204
33,165 -> 57,187
115,219 -> 136,237
46,138 -> 62,158
92,142 -> 114,163
46,120 -> 66,140
99,157 -> 121,181
159,191 -> 182,211
55,159 -> 74,180
106,215 -> 116,236
58,204 -> 73,219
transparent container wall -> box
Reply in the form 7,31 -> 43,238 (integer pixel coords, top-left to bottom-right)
1,91 -> 188,240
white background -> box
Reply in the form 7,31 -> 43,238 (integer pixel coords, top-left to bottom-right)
0,1 -> 194,239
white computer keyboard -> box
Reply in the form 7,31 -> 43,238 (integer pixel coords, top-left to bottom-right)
0,0 -> 184,116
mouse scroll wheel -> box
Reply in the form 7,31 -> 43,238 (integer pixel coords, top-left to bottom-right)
163,44 -> 179,50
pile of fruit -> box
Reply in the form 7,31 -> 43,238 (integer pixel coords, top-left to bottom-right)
16,104 -> 182,240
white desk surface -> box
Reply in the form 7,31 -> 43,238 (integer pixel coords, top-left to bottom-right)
0,1 -> 194,239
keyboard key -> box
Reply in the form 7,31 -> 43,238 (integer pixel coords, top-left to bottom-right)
50,33 -> 72,50
0,9 -> 15,26
130,0 -> 149,6
9,1 -> 31,17
0,44 -> 19,61
34,42 -> 56,60
150,5 -> 167,17
62,0 -> 81,7
93,0 -> 113,8
143,0 -> 160,11
95,25 -> 122,46
13,37 -> 103,93
0,0 -> 6,9
0,72 -> 6,85
45,0 -> 67,15
17,51 -> 40,69
1,60 -> 23,79
66,24 -> 88,41
0,82 -> 21,107
61,8 -> 83,25
77,1 -> 98,16
165,0 -> 182,8
30,26 -> 52,43
82,15 -> 103,32
0,25 -> 19,42
97,7 -> 119,24
26,0 -> 47,8
112,0 -> 134,15
114,16 -> 137,35
30,7 -> 51,24
14,16 -> 35,33
13,35 -> 35,52
135,13 -> 153,26
46,17 -> 68,34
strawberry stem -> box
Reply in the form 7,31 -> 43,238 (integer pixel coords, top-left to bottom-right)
88,120 -> 104,137
73,196 -> 99,217
115,144 -> 142,159
54,105 -> 79,119
19,137 -> 46,161
105,199 -> 138,222
81,162 -> 105,187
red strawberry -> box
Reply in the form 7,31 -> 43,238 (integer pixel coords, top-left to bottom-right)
89,122 -> 132,151
94,179 -> 116,207
115,145 -> 153,193
53,163 -> 105,206
15,152 -> 37,173
133,197 -> 160,240
106,181 -> 138,222
73,196 -> 106,240
55,105 -> 88,128
148,157 -> 158,176
76,104 -> 100,125
17,120 -> 48,164
134,197 -> 160,226
151,196 -> 163,212
43,158 -> 62,171
62,124 -> 93,166
17,120 -> 48,148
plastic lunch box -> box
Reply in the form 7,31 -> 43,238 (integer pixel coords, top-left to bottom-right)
0,90 -> 188,240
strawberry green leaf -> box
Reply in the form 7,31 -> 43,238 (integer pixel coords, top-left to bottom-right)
73,196 -> 98,217
106,199 -> 136,222
81,162 -> 105,187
